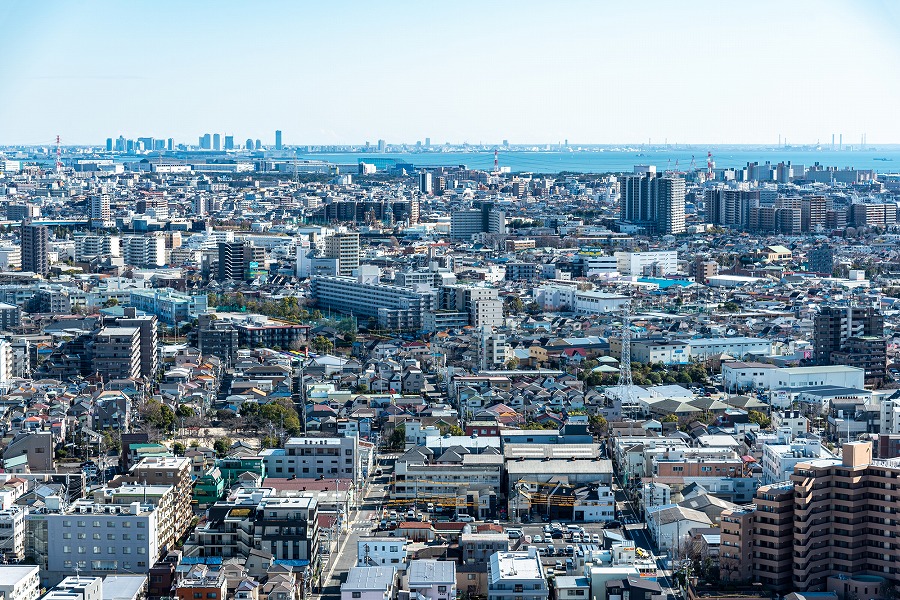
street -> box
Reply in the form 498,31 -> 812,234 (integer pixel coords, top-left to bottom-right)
315,473 -> 390,600
614,485 -> 680,600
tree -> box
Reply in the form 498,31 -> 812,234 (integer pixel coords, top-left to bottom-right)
311,335 -> 334,355
722,301 -> 740,313
748,410 -> 771,428
176,405 -> 195,418
388,424 -> 406,450
662,414 -> 678,423
141,400 -> 176,432
213,437 -> 232,458
589,414 -> 608,434
504,295 -> 525,316
505,357 -> 520,370
448,425 -> 464,436
102,298 -> 119,308
172,442 -> 186,456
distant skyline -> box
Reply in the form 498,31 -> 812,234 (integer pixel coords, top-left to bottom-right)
1,0 -> 899,146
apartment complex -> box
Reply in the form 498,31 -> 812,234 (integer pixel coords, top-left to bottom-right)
261,435 -> 361,480
325,232 -> 360,277
721,442 -> 900,593
814,305 -> 886,384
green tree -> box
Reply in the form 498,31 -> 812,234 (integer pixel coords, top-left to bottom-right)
722,301 -> 740,312
748,410 -> 771,428
504,295 -> 525,315
589,414 -> 608,434
505,357 -> 520,370
389,424 -> 406,450
176,405 -> 195,418
102,298 -> 119,308
662,414 -> 678,423
448,425 -> 464,436
311,335 -> 334,355
213,437 -> 233,458
172,442 -> 186,456
141,400 -> 176,431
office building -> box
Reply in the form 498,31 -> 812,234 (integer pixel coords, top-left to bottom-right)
27,498 -> 159,586
814,305 -> 885,384
325,232 -> 360,277
199,134 -> 211,150
212,133 -> 221,151
275,130 -> 283,150
224,135 -> 234,150
21,223 -> 49,276
619,173 -> 685,234
7,204 -> 40,222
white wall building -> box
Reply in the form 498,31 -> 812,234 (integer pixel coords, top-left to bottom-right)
341,566 -> 396,600
0,566 -> 40,600
407,559 -> 456,600
487,550 -> 548,600
357,536 -> 408,568
687,337 -> 772,361
614,251 -> 678,276
573,291 -> 630,315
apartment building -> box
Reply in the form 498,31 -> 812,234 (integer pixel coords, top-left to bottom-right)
310,274 -> 437,331
122,234 -> 166,268
74,235 -> 120,262
27,498 -> 159,586
721,442 -> 900,593
123,457 -> 193,548
325,232 -> 360,277
190,494 -> 319,562
341,566 -> 396,600
0,506 -> 26,560
487,550 -> 548,600
92,327 -> 141,381
407,560 -> 456,600
261,435 -> 361,480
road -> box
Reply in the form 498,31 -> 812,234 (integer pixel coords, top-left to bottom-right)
614,485 -> 680,600
316,473 -> 390,600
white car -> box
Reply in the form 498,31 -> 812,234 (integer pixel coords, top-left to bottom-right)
591,533 -> 600,543
533,535 -> 543,543
524,535 -> 532,544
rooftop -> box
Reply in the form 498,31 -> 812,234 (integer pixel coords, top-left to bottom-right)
408,559 -> 455,585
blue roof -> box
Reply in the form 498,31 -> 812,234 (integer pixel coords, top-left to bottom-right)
637,278 -> 694,289
181,557 -> 223,565
274,559 -> 310,567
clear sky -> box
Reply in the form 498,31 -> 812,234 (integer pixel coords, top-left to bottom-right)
1,0 -> 899,146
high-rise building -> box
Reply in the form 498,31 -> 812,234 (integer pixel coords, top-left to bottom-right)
704,189 -> 759,229
21,223 -> 49,276
450,202 -> 506,241
217,241 -> 265,282
224,135 -> 234,150
89,194 -> 110,224
245,138 -> 253,150
255,139 -> 262,150
419,171 -> 433,195
212,133 -> 221,151
377,139 -> 386,153
275,130 -> 283,150
721,442 -> 900,593
325,232 -> 360,277
801,195 -> 828,231
106,138 -> 113,152
166,138 -> 174,151
814,305 -> 885,384
808,247 -> 834,274
92,326 -> 142,381
199,133 -> 211,150
619,171 -> 685,234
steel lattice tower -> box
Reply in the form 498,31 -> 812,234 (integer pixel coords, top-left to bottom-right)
616,299 -> 637,418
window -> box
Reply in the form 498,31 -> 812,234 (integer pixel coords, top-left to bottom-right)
108,534 -> 116,540
93,533 -> 101,540
78,521 -> 86,527
63,533 -> 71,539
137,534 -> 146,540
138,548 -> 146,554
137,522 -> 146,528
108,521 -> 116,527
93,521 -> 101,527
64,561 -> 72,568
352,594 -> 361,599
63,546 -> 71,553
207,594 -> 217,599
108,547 -> 116,553
439,587 -> 448,593
123,548 -> 132,554
63,521 -> 71,527
194,594 -> 202,599
78,547 -> 86,554
122,522 -> 131,528
78,533 -> 86,539
122,534 -> 131,540
93,546 -> 102,554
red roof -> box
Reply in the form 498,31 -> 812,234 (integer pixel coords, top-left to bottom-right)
398,522 -> 432,529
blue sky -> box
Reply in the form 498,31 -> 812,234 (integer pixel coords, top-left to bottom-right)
1,0 -> 898,146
